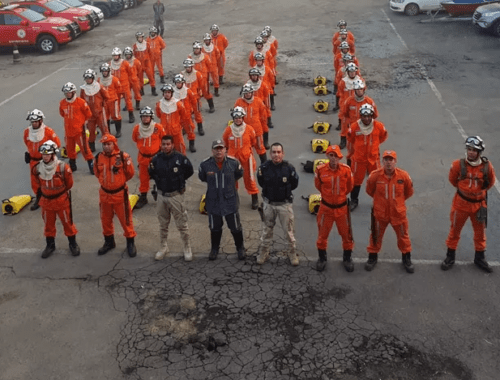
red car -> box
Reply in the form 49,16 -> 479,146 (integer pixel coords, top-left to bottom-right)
0,4 -> 81,53
12,0 -> 93,32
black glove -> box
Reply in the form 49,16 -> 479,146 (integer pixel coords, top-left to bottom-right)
25,151 -> 31,164
347,158 -> 352,167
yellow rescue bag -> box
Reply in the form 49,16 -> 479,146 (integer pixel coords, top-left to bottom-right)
312,121 -> 330,135
311,139 -> 330,153
314,159 -> 330,172
314,99 -> 329,112
2,195 -> 33,215
314,76 -> 327,86
314,85 -> 329,95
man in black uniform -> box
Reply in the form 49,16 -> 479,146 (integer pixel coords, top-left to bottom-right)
199,140 -> 245,261
256,143 -> 299,265
149,135 -> 194,261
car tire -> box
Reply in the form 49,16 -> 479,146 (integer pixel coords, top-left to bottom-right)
492,20 -> 500,37
100,5 -> 111,18
37,34 -> 58,54
405,3 -> 420,16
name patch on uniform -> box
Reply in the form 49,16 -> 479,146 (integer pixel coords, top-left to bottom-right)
173,167 -> 178,173
283,177 -> 287,182
229,136 -> 235,140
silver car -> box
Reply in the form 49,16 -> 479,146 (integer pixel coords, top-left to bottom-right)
473,3 -> 500,36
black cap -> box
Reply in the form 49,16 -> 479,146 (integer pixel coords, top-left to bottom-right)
212,139 -> 225,149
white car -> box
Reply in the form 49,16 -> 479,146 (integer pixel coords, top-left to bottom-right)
390,0 -> 444,16
59,0 -> 104,24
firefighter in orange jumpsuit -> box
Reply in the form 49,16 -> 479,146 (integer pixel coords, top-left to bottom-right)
247,67 -> 273,136
188,41 -> 215,113
147,26 -> 166,84
173,73 -> 200,153
210,24 -> 229,84
59,82 -> 94,174
24,109 -> 61,211
333,20 -> 356,47
315,145 -> 354,272
133,31 -> 158,96
124,46 -> 143,111
80,69 -> 109,152
98,63 -> 123,138
346,103 -> 387,212
132,106 -> 165,209
234,84 -> 268,164
365,150 -> 414,273
181,58 -> 205,136
263,25 -> 278,84
156,84 -> 187,155
249,36 -> 274,72
333,30 -> 356,56
94,133 -> 137,257
253,52 -> 276,111
33,140 -> 80,258
110,47 -> 135,123
222,107 -> 260,210
442,136 -> 496,273
334,53 -> 360,102
202,33 -> 221,97
260,30 -> 277,74
334,42 -> 356,78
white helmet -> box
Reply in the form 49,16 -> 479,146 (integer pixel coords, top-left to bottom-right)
345,62 -> 358,72
139,106 -> 154,118
203,33 -> 212,41
353,80 -> 366,90
192,41 -> 203,49
263,25 -> 272,33
241,83 -> 254,94
123,46 -> 133,56
100,63 -> 111,73
210,24 -> 219,31
160,84 -> 175,93
342,53 -> 353,62
62,82 -> 77,93
149,26 -> 158,35
337,20 -> 347,28
254,52 -> 265,61
254,36 -> 264,45
339,41 -> 350,50
359,104 -> 375,116
249,68 -> 261,76
83,69 -> 96,79
231,106 -> 246,119
111,47 -> 122,56
173,74 -> 186,83
27,109 -> 45,122
339,30 -> 348,36
183,58 -> 194,67
39,140 -> 59,155
465,136 -> 485,152
260,30 -> 269,38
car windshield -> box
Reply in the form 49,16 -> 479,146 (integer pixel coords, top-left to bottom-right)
20,8 -> 46,21
60,0 -> 84,6
45,1 -> 69,12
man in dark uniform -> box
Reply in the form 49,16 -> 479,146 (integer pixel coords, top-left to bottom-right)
153,0 -> 165,37
199,140 -> 245,260
149,135 -> 194,261
256,143 -> 299,265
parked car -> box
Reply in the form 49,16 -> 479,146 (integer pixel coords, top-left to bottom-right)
0,4 -> 80,53
473,3 -> 500,36
80,0 -> 122,18
12,0 -> 93,31
58,0 -> 103,25
389,0 -> 443,15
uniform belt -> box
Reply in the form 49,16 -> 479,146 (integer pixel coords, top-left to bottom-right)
161,188 -> 185,197
264,198 -> 289,206
41,190 -> 67,199
457,189 -> 484,203
321,199 -> 347,209
101,185 -> 125,194
140,151 -> 158,158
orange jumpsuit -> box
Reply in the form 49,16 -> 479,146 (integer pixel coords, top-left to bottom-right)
202,43 -> 221,89
445,158 -> 495,251
222,122 -> 259,195
24,125 -> 61,195
334,51 -> 357,75
366,168 -> 414,254
79,82 -> 109,142
33,160 -> 77,237
98,75 -> 122,122
333,30 -> 356,45
212,32 -> 229,76
340,95 -> 378,138
133,40 -> 156,88
334,57 -> 360,87
253,63 -> 275,94
174,86 -> 200,141
94,140 -> 136,238
347,120 -> 387,186
234,96 -> 268,155
333,37 -> 356,55
147,35 -> 166,77
59,96 -> 93,161
187,53 -> 213,100
125,56 -> 143,102
181,68 -> 204,101
337,75 -> 364,110
249,49 -> 274,73
247,79 -> 272,117
110,59 -> 133,112
132,123 -> 164,193
155,98 -> 187,154
315,162 -> 354,251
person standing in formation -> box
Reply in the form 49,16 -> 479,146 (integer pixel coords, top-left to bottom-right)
109,47 -> 135,123
156,84 -> 187,154
123,47 -> 143,111
147,26 -> 167,84
98,63 -> 123,138
180,58 -> 205,136
188,41 -> 215,113
209,24 -> 229,84
133,31 -> 158,96
173,73 -> 200,153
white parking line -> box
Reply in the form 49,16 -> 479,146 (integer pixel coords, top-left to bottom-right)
382,9 -> 500,195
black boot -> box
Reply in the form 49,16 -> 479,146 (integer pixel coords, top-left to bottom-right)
441,248 -> 455,271
98,235 -> 116,256
134,193 -> 148,209
231,230 -> 246,260
474,251 -> 493,273
267,117 -> 274,129
41,237 -> 55,259
335,118 -> 341,131
128,111 -> 135,124
89,141 -> 96,153
263,132 -> 270,149
402,252 -> 414,273
115,120 -> 122,138
316,249 -> 327,271
333,96 -> 340,112
251,194 -> 259,210
135,100 -> 141,110
30,192 -> 41,211
343,250 -> 354,272
350,185 -> 361,211
219,76 -> 224,85
122,105 -> 127,111
126,237 -> 137,257
160,76 -> 166,84
339,136 -> 347,150
259,153 -> 267,165
214,87 -> 219,97
365,253 -> 378,271
333,84 -> 338,96
207,98 -> 215,113
69,159 -> 77,172
197,122 -> 205,136
270,94 -> 276,110
87,159 -> 94,175
151,86 -> 158,96
140,87 -> 144,96
107,119 -> 111,128
189,140 -> 196,153
209,230 -> 222,260
68,235 -> 80,256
